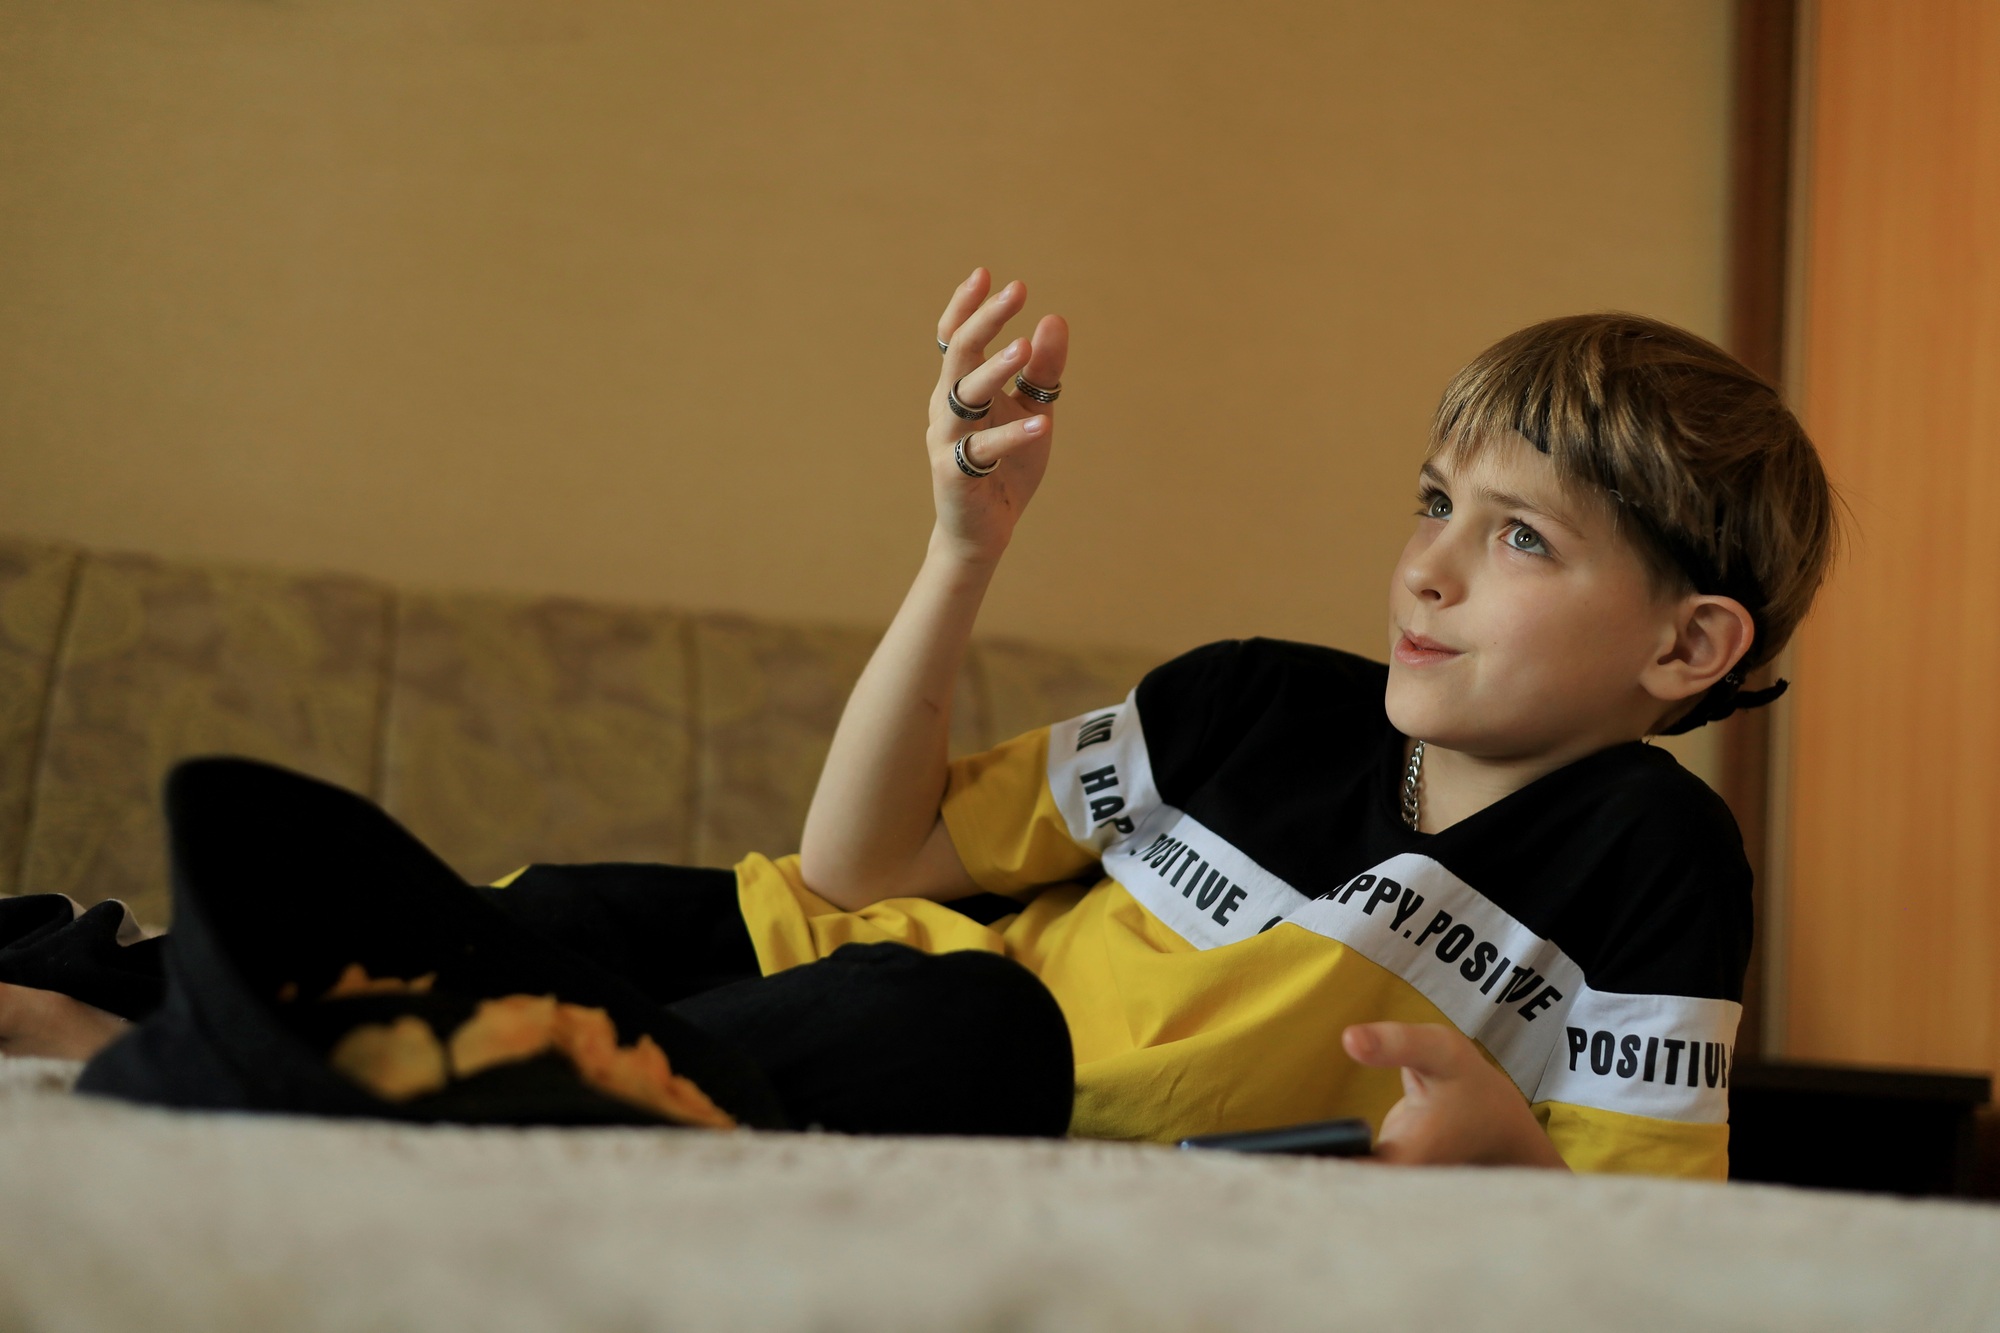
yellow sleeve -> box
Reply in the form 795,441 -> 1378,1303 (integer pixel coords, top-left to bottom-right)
733,852 -> 1010,976
1535,1100 -> 1730,1181
940,727 -> 1101,897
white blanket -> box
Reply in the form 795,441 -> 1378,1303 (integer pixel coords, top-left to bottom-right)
2,1058 -> 1996,1332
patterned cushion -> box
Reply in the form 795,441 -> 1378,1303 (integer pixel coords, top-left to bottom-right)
379,590 -> 700,886
17,550 -> 390,926
974,637 -> 1162,744
0,540 -> 80,898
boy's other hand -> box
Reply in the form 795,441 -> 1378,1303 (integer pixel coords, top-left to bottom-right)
1342,1021 -> 1568,1170
929,268 -> 1068,564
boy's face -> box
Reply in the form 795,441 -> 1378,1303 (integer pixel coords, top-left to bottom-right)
1385,432 -> 1678,758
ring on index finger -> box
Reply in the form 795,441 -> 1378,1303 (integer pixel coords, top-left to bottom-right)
947,379 -> 991,421
937,336 -> 950,355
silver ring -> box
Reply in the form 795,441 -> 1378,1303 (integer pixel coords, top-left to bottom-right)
947,378 -> 991,421
937,337 -> 950,355
954,433 -> 997,478
1014,374 -> 1061,405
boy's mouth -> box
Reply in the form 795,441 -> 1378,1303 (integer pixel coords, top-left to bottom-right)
1393,631 -> 1462,667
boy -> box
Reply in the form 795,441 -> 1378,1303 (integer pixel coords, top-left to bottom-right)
765,269 -> 1831,1177
1,271 -> 1833,1177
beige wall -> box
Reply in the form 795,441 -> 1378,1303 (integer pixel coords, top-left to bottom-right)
0,1 -> 1730,673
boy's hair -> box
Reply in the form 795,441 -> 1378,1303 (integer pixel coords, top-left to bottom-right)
1429,313 -> 1837,725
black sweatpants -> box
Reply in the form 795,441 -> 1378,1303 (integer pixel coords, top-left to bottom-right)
482,863 -> 1074,1136
0,865 -> 1075,1137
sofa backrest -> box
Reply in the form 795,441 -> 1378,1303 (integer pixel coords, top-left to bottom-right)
0,536 -> 1161,927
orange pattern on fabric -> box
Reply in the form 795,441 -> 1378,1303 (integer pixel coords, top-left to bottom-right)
322,963 -> 438,999
448,994 -> 736,1130
328,1015 -> 449,1101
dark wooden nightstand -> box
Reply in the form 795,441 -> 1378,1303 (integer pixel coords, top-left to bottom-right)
1729,1060 -> 1993,1197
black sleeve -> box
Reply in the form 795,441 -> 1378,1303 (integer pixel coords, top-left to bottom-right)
1132,639 -> 1251,804
1134,637 -> 1393,813
1575,767 -> 1755,1003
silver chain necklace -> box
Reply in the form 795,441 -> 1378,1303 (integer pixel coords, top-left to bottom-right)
1400,740 -> 1426,832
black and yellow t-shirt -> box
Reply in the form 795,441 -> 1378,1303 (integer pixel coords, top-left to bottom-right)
735,638 -> 1752,1179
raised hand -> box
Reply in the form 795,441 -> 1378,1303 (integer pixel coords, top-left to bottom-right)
928,268 -> 1070,563
1342,1021 -> 1569,1169
797,270 -> 1070,907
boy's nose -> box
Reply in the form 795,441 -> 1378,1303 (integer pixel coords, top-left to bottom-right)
1400,540 -> 1464,607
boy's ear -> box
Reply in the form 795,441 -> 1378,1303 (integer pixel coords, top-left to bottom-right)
1641,594 -> 1756,706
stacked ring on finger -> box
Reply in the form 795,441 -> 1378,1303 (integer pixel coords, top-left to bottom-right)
1013,374 -> 1061,405
954,433 -> 997,478
937,336 -> 950,355
947,378 -> 991,421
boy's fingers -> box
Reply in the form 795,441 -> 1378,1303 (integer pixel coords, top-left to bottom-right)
1342,1022 -> 1469,1078
1014,314 -> 1069,395
941,280 -> 1025,378
936,268 -> 991,348
952,415 -> 1049,474
1365,1136 -> 1418,1166
955,338 -> 1032,409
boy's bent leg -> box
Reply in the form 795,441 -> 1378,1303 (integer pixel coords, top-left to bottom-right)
0,862 -> 758,1052
669,942 -> 1074,1138
479,864 -> 760,1007
77,757 -> 789,1129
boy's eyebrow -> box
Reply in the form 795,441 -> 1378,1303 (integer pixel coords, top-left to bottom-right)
1419,463 -> 1586,536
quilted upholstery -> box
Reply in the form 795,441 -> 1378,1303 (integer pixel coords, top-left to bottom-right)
18,550 -> 392,925
379,590 -> 703,886
0,542 -> 79,899
0,535 -> 1161,925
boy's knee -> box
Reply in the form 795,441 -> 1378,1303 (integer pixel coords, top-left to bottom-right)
675,942 -> 1075,1137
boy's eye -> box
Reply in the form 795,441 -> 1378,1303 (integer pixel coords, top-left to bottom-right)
1421,491 -> 1452,520
1506,523 -> 1549,556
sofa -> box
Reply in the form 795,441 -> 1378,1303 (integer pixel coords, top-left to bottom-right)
0,535 -> 1158,928
3,534 -> 1997,1332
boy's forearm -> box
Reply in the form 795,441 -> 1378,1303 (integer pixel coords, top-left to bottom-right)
797,529 -> 997,908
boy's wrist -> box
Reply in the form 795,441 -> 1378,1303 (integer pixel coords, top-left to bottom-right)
926,526 -> 1007,575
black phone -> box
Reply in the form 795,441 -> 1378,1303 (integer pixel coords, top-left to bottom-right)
1177,1117 -> 1374,1158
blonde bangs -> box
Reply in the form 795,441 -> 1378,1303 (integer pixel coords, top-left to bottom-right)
1422,314 -> 1838,674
